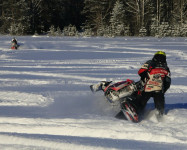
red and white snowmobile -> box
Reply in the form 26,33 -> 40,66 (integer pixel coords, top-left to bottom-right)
11,41 -> 18,50
90,79 -> 144,123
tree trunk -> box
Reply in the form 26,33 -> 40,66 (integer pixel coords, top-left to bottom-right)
142,0 -> 144,27
157,0 -> 160,26
180,0 -> 183,25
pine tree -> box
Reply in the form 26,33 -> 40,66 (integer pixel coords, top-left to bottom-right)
0,0 -> 186,36
150,18 -> 158,36
81,26 -> 94,37
56,27 -> 62,36
16,0 -> 31,34
110,0 -> 125,27
110,0 -> 127,36
180,23 -> 187,37
146,1 -> 157,36
139,26 -> 147,36
63,24 -> 78,36
0,0 -> 30,35
157,22 -> 171,37
48,25 -> 56,36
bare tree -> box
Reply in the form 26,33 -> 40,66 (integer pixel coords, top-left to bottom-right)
125,0 -> 150,30
170,0 -> 187,25
82,0 -> 115,34
28,0 -> 44,33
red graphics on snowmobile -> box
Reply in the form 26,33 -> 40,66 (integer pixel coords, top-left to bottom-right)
90,79 -> 142,122
120,100 -> 139,122
11,42 -> 18,50
104,79 -> 137,103
104,79 -> 134,92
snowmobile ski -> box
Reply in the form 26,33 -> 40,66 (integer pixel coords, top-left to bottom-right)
121,101 -> 139,123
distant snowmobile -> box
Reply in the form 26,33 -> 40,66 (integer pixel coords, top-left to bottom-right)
90,79 -> 144,123
11,38 -> 19,50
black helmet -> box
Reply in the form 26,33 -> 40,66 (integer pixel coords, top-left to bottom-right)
153,51 -> 166,63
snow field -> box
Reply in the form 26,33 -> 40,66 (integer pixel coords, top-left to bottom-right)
0,36 -> 187,149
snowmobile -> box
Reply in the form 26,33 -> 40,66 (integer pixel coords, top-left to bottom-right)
90,79 -> 144,123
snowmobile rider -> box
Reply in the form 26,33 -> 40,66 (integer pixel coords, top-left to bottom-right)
135,51 -> 171,116
11,37 -> 17,45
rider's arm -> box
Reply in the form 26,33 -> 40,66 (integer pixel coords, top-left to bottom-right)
163,69 -> 171,93
138,60 -> 151,81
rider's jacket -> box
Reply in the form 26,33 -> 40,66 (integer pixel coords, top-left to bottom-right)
138,60 -> 171,93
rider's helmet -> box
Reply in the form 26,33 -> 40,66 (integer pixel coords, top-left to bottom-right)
153,51 -> 166,63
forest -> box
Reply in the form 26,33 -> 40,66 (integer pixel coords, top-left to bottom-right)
0,0 -> 187,37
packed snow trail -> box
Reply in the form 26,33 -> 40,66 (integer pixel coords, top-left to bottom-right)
0,36 -> 187,149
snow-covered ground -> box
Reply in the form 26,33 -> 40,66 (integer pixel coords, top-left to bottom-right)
0,36 -> 187,149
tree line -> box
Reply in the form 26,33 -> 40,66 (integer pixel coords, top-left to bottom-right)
0,0 -> 187,37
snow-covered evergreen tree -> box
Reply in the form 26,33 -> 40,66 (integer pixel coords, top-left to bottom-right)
48,25 -> 56,36
97,25 -> 105,36
55,27 -> 62,36
180,23 -> 187,37
81,27 -> 94,37
63,24 -> 78,36
8,23 -> 17,35
0,0 -> 30,35
110,0 -> 125,27
150,18 -> 158,37
139,26 -> 147,37
103,25 -> 114,37
110,0 -> 127,36
0,0 -> 187,36
48,26 -> 63,36
157,22 -> 171,37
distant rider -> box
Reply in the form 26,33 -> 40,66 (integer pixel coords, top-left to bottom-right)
11,37 -> 18,45
11,37 -> 18,49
